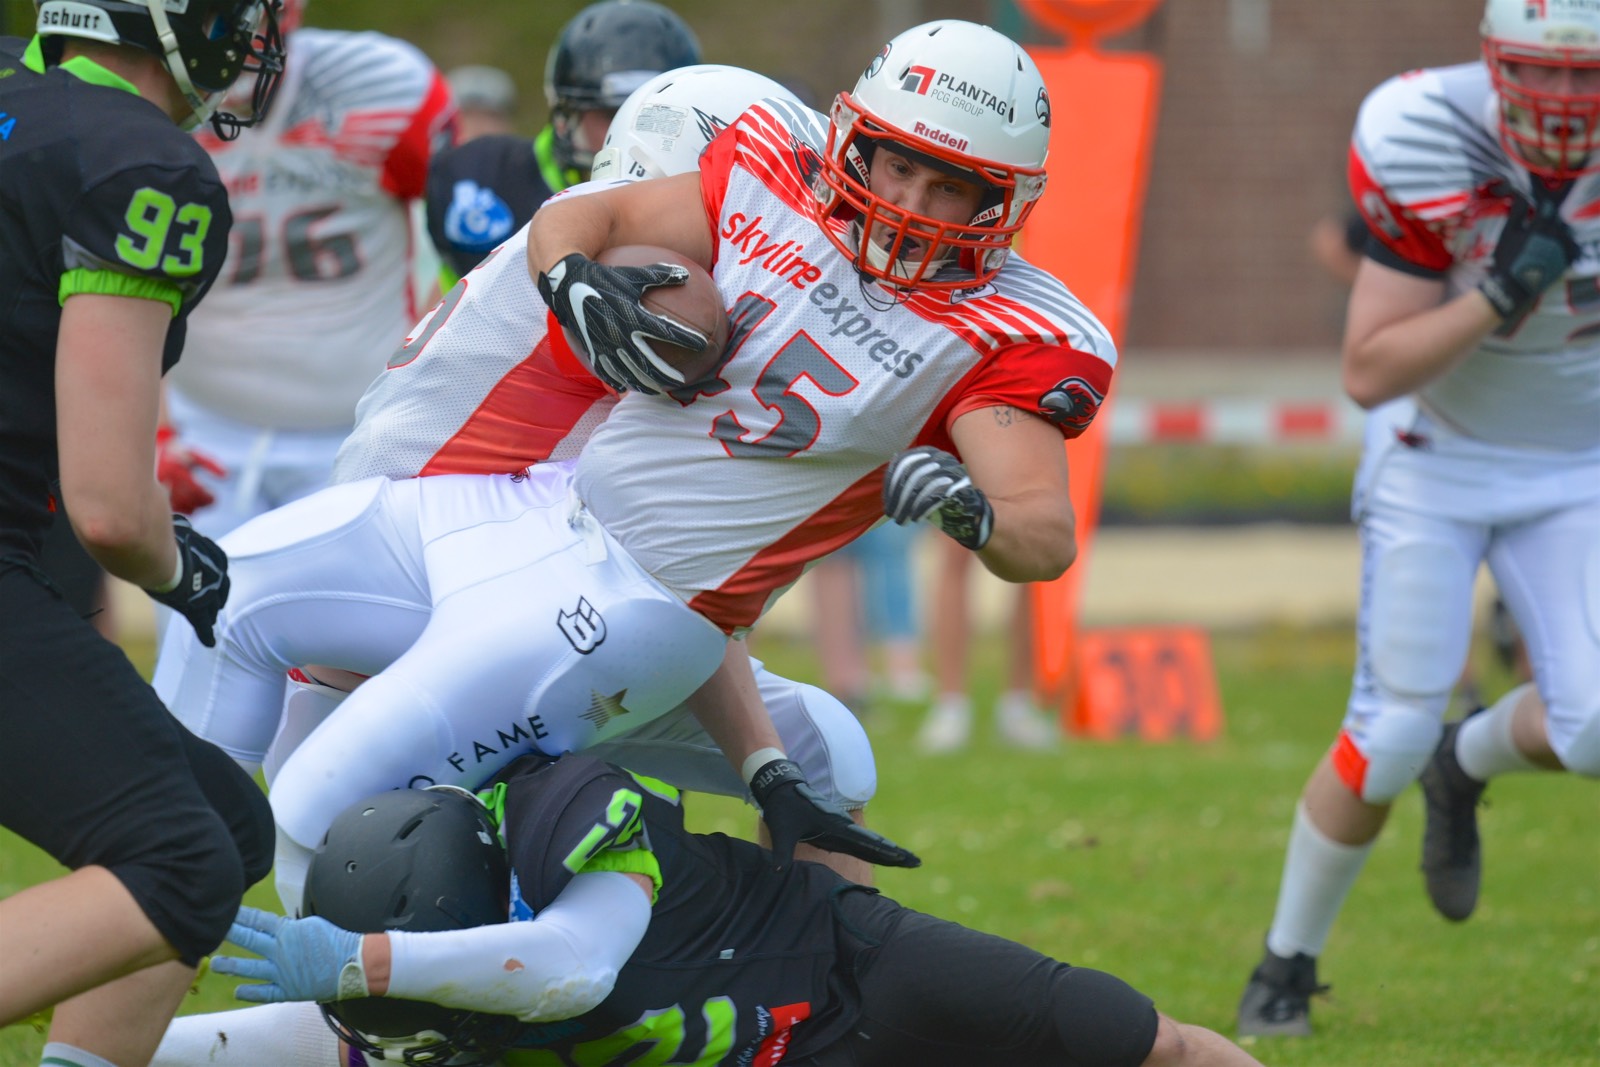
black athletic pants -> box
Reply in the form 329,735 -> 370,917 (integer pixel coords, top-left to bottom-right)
0,561 -> 273,964
796,886 -> 1161,1067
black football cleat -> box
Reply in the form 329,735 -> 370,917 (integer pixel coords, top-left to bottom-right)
1236,946 -> 1328,1038
1419,714 -> 1489,922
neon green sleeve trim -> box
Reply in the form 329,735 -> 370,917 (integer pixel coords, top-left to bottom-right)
581,847 -> 662,905
438,263 -> 461,292
58,268 -> 182,317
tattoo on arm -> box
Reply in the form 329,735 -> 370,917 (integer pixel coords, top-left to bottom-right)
991,406 -> 1022,427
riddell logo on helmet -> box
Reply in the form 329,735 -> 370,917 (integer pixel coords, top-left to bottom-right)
913,122 -> 969,153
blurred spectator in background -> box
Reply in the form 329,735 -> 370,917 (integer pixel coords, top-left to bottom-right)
807,523 -> 929,720
918,537 -> 1060,753
425,0 -> 700,286
1238,0 -> 1600,1038
159,0 -> 457,542
447,63 -> 518,141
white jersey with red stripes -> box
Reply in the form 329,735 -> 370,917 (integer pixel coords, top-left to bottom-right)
1349,62 -> 1600,451
170,29 -> 455,430
332,190 -> 627,484
575,100 -> 1117,634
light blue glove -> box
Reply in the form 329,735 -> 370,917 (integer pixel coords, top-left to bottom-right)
211,905 -> 369,1004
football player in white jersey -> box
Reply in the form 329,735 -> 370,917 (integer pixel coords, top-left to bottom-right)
153,64 -> 913,909
154,22 -> 1114,916
158,0 -> 457,539
1238,0 -> 1600,1037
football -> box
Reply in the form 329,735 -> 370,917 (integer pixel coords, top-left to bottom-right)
580,244 -> 731,387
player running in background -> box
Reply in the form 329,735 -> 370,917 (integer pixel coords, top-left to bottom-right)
153,756 -> 1263,1066
425,0 -> 700,285
0,4 -> 285,1064
158,0 -> 457,540
1238,0 -> 1600,1037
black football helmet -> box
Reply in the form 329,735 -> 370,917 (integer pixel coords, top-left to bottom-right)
35,0 -> 286,140
302,786 -> 520,1066
544,0 -> 701,172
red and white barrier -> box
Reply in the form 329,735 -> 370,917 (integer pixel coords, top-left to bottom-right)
1106,398 -> 1365,445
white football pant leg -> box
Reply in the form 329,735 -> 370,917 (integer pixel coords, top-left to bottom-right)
270,471 -> 727,853
1341,506 -> 1483,803
585,659 -> 878,808
153,476 -> 432,767
1488,491 -> 1600,775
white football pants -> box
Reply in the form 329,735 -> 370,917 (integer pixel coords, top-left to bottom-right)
1339,398 -> 1600,795
153,464 -> 879,863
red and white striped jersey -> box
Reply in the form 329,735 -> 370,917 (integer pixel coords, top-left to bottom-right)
332,220 -> 615,483
170,29 -> 456,430
1350,62 -> 1600,451
575,101 -> 1116,634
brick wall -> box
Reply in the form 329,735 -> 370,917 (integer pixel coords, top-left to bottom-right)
1100,1 -> 1482,349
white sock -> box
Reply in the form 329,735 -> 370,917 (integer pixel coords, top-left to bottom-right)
41,1043 -> 116,1067
1456,684 -> 1542,781
1265,801 -> 1374,959
996,690 -> 1037,716
150,1003 -> 343,1066
929,694 -> 970,718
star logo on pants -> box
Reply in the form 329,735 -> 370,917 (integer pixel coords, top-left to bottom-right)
581,688 -> 631,731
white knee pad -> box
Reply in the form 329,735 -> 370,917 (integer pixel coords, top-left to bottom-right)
763,679 -> 877,809
1352,706 -> 1443,803
1369,541 -> 1474,698
1559,709 -> 1600,777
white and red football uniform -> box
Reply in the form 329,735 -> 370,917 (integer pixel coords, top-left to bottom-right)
154,101 -> 1115,873
165,28 -> 456,536
331,217 -> 614,484
1335,62 -> 1600,789
577,101 -> 1115,634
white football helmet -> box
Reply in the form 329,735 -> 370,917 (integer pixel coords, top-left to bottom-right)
814,20 -> 1050,290
590,64 -> 803,182
1482,0 -> 1600,179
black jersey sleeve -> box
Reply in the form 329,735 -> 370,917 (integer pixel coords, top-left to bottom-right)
499,754 -> 659,913
63,148 -> 231,309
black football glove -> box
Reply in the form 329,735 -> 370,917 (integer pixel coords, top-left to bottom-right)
882,445 -> 994,550
536,251 -> 706,396
749,757 -> 921,871
1478,183 -> 1579,324
145,515 -> 230,647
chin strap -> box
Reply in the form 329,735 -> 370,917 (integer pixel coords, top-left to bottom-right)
143,0 -> 214,131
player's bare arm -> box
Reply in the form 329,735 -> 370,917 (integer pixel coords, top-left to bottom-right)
55,293 -> 181,589
680,638 -> 782,771
950,403 -> 1076,583
526,171 -> 713,275
1340,259 -> 1499,408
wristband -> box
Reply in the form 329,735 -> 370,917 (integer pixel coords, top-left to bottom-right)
741,747 -> 788,784
149,548 -> 184,594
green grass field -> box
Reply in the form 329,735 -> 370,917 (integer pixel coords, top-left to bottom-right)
2,626 -> 1595,1066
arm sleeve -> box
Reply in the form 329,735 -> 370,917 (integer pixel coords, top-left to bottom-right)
384,870 -> 650,1022
1346,138 -> 1451,278
380,67 -> 458,201
939,340 -> 1114,443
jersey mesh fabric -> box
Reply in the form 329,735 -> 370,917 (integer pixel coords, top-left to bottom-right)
333,223 -> 614,483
